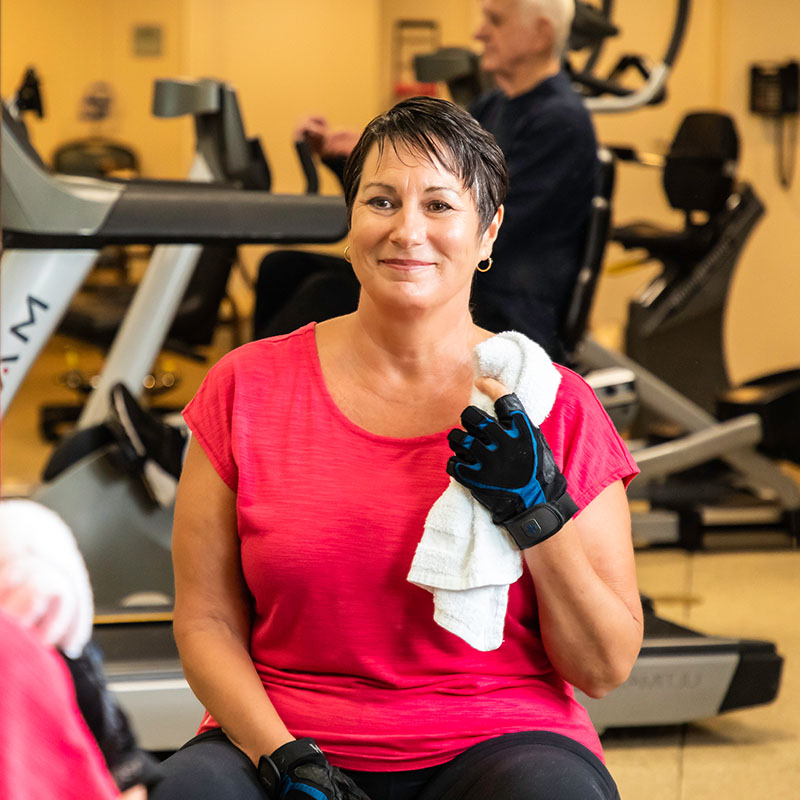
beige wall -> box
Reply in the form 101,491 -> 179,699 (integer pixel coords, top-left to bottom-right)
1,0 -> 188,177
2,0 -> 382,185
715,0 -> 800,382
3,0 -> 800,381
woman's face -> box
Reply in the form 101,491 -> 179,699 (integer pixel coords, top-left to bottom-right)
348,141 -> 502,315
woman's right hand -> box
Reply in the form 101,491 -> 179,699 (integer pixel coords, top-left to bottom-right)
258,739 -> 370,800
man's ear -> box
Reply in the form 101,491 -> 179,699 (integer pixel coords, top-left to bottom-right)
480,205 -> 504,260
531,15 -> 555,57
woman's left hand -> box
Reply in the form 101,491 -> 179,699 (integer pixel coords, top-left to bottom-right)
446,379 -> 578,548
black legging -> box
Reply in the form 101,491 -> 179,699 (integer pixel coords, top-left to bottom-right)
149,729 -> 619,800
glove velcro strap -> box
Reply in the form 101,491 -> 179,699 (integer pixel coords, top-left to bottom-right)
503,493 -> 579,550
258,755 -> 282,797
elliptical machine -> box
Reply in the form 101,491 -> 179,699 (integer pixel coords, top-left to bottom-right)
599,111 -> 800,548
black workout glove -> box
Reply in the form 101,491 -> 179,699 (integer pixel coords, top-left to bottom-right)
258,738 -> 371,800
446,393 -> 578,549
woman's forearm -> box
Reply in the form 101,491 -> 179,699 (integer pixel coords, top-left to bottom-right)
523,509 -> 643,698
175,617 -> 294,764
172,439 -> 292,764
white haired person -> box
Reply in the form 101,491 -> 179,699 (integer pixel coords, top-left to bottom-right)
0,499 -> 160,799
469,0 -> 598,362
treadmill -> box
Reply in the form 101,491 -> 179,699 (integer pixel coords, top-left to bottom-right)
1,87 -> 782,751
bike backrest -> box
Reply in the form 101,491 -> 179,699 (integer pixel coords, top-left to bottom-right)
663,112 -> 739,216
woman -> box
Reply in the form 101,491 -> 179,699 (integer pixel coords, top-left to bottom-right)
154,96 -> 642,800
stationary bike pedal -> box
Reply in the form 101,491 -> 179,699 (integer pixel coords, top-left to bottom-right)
105,415 -> 147,475
41,423 -> 116,482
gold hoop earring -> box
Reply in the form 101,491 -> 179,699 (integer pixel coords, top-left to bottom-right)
343,245 -> 352,263
476,257 -> 492,273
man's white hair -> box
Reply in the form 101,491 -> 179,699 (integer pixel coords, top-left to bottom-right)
520,0 -> 575,58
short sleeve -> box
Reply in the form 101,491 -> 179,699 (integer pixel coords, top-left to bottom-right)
541,366 -> 639,512
183,353 -> 240,492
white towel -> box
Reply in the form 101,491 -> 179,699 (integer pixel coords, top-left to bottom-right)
407,331 -> 561,651
0,499 -> 94,658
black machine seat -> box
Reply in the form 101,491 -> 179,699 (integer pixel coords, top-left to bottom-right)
612,112 -> 739,270
609,111 -> 765,414
614,218 -> 718,265
662,112 -> 738,212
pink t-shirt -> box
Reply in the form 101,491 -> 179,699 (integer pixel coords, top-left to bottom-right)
183,323 -> 638,770
0,611 -> 118,800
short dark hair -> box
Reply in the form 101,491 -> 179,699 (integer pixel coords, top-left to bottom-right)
342,96 -> 508,234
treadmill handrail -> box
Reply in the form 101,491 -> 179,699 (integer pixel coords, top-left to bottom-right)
4,181 -> 348,247
96,182 -> 346,245
2,100 -> 348,247
2,111 -> 124,234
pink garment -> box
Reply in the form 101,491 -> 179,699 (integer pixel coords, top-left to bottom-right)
0,611 -> 118,800
183,323 -> 638,771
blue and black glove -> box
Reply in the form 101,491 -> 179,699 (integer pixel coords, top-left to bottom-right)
258,738 -> 371,800
446,393 -> 578,549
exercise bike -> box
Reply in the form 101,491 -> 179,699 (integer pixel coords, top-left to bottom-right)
585,111 -> 800,549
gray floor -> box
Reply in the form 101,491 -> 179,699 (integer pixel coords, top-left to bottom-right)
3,334 -> 799,799
605,548 -> 799,799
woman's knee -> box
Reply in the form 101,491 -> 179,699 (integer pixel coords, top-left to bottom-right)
474,746 -> 617,799
149,733 -> 264,800
418,732 -> 619,800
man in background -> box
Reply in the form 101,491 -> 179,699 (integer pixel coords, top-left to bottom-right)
467,0 -> 598,360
